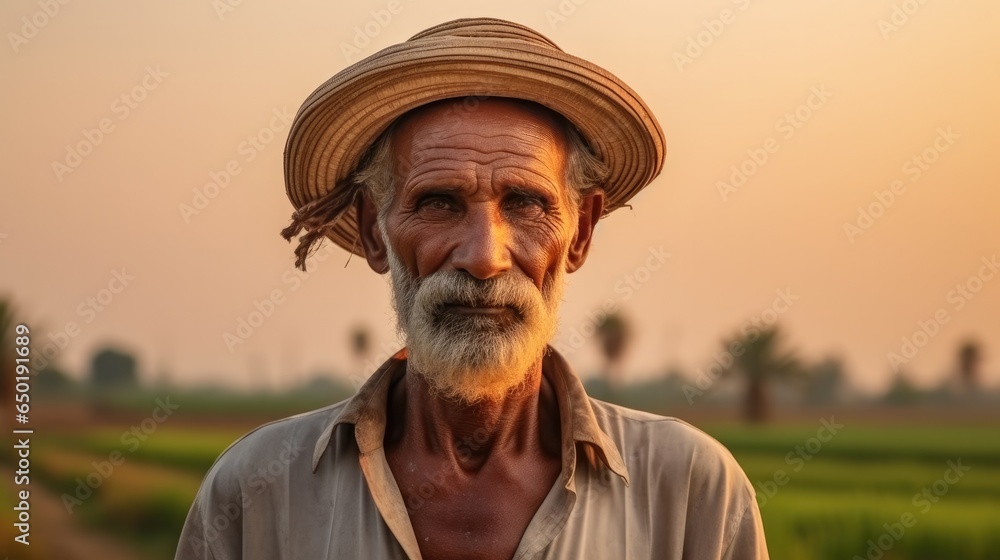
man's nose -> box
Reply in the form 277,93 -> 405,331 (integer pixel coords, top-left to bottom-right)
450,206 -> 512,280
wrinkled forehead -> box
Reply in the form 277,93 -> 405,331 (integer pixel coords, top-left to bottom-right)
389,97 -> 571,174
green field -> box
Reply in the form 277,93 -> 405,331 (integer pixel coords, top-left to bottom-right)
716,424 -> 1000,559
12,423 -> 1000,559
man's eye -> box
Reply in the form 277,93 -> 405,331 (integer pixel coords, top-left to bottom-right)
417,195 -> 453,210
506,194 -> 547,214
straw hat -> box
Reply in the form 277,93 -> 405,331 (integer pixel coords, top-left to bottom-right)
283,17 -> 665,257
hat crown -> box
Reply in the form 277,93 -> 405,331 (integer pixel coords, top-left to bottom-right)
406,17 -> 563,51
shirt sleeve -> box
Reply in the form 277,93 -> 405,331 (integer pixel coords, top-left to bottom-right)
174,461 -> 244,560
648,417 -> 771,560
721,494 -> 769,560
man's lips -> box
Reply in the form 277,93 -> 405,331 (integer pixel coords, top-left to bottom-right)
441,303 -> 516,316
433,301 -> 524,328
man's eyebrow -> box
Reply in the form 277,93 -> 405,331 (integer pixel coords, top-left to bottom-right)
402,183 -> 464,197
507,184 -> 550,198
503,169 -> 563,192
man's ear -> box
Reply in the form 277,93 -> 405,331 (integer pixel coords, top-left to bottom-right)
356,191 -> 390,274
566,189 -> 605,273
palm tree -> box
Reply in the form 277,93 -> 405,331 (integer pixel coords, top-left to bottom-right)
350,324 -> 371,363
349,324 -> 373,391
957,339 -> 981,393
595,311 -> 632,389
722,325 -> 801,423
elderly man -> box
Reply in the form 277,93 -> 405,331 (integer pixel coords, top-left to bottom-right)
176,18 -> 768,560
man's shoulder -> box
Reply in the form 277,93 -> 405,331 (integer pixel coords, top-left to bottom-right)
176,399 -> 356,559
588,398 -> 753,491
205,398 -> 351,481
588,397 -> 730,453
584,400 -> 768,558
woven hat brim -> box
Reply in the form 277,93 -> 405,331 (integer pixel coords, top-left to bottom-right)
284,35 -> 665,257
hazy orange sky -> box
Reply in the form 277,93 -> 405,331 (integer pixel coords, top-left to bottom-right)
2,0 -> 998,394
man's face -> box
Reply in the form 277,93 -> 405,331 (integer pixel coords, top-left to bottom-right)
366,98 -> 601,403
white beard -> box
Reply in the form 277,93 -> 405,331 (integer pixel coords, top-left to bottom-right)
386,246 -> 566,404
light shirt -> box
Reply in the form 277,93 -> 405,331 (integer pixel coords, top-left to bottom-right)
175,348 -> 768,559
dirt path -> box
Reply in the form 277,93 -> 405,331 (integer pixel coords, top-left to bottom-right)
2,466 -> 145,560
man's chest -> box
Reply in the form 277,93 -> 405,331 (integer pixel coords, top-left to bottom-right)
388,454 -> 561,560
405,489 -> 536,560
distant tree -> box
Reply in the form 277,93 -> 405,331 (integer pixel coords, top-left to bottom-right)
595,311 -> 632,389
350,324 -> 371,362
0,298 -> 13,346
35,365 -> 75,395
723,325 -> 802,423
0,298 -> 16,424
89,347 -> 139,390
883,371 -> 923,405
957,339 -> 982,392
296,373 -> 352,403
805,357 -> 846,405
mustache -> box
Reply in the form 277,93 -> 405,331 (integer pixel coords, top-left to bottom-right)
417,271 -> 535,318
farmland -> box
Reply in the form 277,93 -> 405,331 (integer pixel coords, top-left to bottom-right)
3,401 -> 999,559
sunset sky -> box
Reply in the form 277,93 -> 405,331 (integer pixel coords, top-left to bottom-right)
3,0 -> 998,394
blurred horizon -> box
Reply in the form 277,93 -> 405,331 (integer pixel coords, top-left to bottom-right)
7,319 -> 998,407
3,0 -> 999,397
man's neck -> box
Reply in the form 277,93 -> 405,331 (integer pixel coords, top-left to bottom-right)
385,361 -> 561,471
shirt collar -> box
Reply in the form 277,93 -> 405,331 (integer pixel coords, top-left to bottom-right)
311,346 -> 630,486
